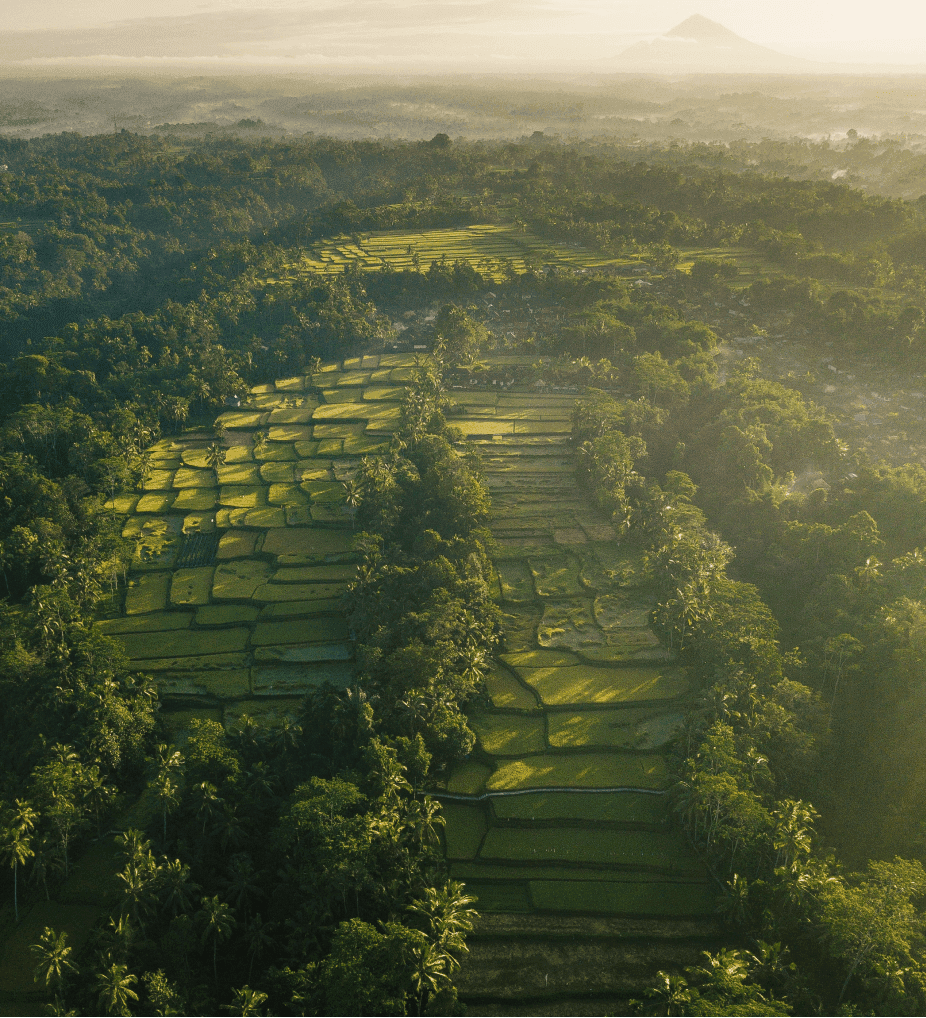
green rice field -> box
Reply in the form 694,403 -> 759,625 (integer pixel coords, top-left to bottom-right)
102,354 -> 422,717
436,371 -> 713,921
269,224 -> 645,283
260,221 -> 776,293
110,349 -> 714,934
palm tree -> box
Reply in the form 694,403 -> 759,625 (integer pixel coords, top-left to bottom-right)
640,970 -> 692,1016
136,449 -> 152,492
30,832 -> 62,901
0,799 -> 38,922
167,397 -> 189,434
205,441 -> 227,484
31,927 -> 77,994
686,948 -> 752,999
82,766 -> 116,836
224,854 -> 263,917
115,828 -> 150,867
771,799 -> 819,873
749,940 -> 798,997
245,913 -> 276,983
458,643 -> 487,689
243,761 -> 278,804
116,852 -> 161,933
251,429 -> 268,460
718,873 -> 752,926
194,781 -> 222,836
160,858 -> 201,918
270,720 -> 302,760
198,895 -> 236,987
230,984 -> 269,1016
103,915 -> 135,965
406,880 -> 478,974
405,795 -> 444,850
855,555 -> 883,588
96,961 -> 139,1017
410,941 -> 453,1015
342,480 -> 362,528
151,770 -> 180,840
214,804 -> 246,853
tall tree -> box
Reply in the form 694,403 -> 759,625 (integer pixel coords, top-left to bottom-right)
0,799 -> 38,922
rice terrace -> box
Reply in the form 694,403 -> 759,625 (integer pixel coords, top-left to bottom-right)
8,41 -> 926,1015
91,353 -> 720,1009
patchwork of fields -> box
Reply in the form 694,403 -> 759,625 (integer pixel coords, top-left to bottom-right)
432,384 -> 717,1002
261,220 -> 774,294
102,354 -> 411,730
436,387 -> 713,923
107,351 -> 716,1005
272,223 -> 639,282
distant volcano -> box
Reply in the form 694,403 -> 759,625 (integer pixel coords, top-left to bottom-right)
617,14 -> 818,73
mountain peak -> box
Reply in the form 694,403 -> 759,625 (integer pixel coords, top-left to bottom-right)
665,14 -> 743,43
615,13 -> 816,73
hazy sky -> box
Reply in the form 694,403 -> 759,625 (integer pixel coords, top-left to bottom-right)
5,0 -> 926,68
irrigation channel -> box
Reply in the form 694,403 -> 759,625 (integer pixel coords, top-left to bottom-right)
104,353 -> 720,1011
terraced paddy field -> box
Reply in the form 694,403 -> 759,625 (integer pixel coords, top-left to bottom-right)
107,351 -> 717,1008
102,353 -> 415,731
263,224 -> 774,297
269,224 -> 645,282
436,376 -> 719,1006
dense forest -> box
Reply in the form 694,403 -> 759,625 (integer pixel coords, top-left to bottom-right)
2,124 -> 926,1014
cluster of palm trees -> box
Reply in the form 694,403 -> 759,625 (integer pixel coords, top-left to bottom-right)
636,944 -> 798,1016
1,746 -> 119,920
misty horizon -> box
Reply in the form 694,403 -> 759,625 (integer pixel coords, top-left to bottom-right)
3,1 -> 926,74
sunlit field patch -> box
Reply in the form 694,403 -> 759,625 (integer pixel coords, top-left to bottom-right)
547,710 -> 685,750
271,224 -> 642,284
486,752 -> 669,791
124,572 -> 171,614
251,662 -> 353,693
537,600 -> 605,648
124,516 -> 184,570
528,554 -> 584,598
170,567 -> 215,606
470,713 -> 547,755
459,881 -> 531,913
141,652 -> 250,672
216,530 -> 260,559
515,664 -> 690,705
195,605 -> 260,626
250,618 -> 348,646
135,493 -> 177,514
211,560 -> 273,600
447,761 -> 493,795
496,560 -> 536,602
98,611 -> 192,635
484,662 -> 539,710
192,669 -> 253,699
451,862 -> 706,885
258,598 -> 343,618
